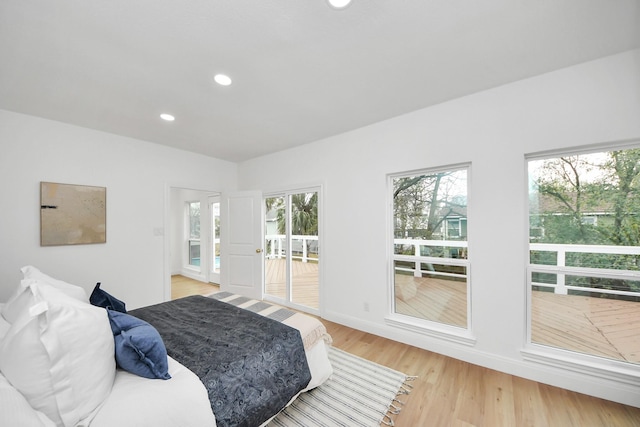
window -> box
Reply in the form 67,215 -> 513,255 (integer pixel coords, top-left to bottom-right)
390,166 -> 470,330
527,147 -> 640,366
187,201 -> 200,267
446,217 -> 466,239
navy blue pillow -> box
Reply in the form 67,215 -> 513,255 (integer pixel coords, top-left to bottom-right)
106,310 -> 171,380
90,282 -> 127,313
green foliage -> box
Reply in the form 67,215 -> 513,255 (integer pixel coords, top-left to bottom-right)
531,149 -> 640,246
530,148 -> 640,299
266,193 -> 318,234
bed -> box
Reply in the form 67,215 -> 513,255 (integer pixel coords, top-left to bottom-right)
0,266 -> 333,427
128,293 -> 333,427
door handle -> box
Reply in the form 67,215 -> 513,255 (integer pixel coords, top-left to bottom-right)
256,248 -> 263,253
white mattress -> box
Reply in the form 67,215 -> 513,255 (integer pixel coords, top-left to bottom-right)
88,356 -> 217,427
88,340 -> 331,427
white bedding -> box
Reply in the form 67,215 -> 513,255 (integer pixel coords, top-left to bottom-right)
88,356 -> 216,427
87,327 -> 332,427
0,295 -> 333,427
0,305 -> 9,338
1,306 -> 56,427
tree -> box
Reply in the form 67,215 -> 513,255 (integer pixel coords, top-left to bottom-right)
393,170 -> 467,240
532,155 -> 599,243
530,149 -> 640,298
290,193 -> 318,236
532,150 -> 640,247
265,193 -> 318,256
601,149 -> 640,246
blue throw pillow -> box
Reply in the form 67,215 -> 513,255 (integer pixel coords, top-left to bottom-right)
106,310 -> 171,380
90,282 -> 127,313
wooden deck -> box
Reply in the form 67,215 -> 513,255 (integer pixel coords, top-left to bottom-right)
531,291 -> 640,363
396,273 -> 640,363
266,260 -> 640,363
395,274 -> 468,327
265,258 -> 319,309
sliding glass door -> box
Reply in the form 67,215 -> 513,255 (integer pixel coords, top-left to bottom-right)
264,189 -> 320,311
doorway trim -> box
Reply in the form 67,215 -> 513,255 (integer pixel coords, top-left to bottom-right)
163,183 -> 221,301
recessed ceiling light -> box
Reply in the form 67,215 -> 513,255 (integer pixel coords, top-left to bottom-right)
327,0 -> 352,9
160,113 -> 175,121
214,74 -> 232,86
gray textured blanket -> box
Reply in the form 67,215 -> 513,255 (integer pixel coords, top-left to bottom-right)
130,295 -> 311,427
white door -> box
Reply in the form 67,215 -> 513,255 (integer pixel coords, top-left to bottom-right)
220,191 -> 263,299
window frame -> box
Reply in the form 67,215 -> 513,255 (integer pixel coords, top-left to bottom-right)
385,163 -> 475,345
523,142 -> 640,383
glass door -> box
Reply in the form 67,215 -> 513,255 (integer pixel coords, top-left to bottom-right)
264,189 -> 320,311
265,195 -> 286,301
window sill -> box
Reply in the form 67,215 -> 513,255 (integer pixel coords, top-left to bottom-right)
521,345 -> 640,388
385,314 -> 476,347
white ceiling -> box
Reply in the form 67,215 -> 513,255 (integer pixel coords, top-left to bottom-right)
1,1 -> 638,162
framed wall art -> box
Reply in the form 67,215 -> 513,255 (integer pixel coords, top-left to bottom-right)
40,181 -> 106,246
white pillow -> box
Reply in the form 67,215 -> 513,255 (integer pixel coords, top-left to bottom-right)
21,265 -> 88,302
0,372 -> 56,427
2,266 -> 89,323
0,281 -> 116,427
2,277 -> 86,324
0,314 -> 9,342
2,279 -> 39,323
0,303 -> 11,341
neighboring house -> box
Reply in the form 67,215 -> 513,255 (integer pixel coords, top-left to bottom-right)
529,193 -> 619,240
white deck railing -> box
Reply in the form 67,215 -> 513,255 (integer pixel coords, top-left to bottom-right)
390,239 -> 640,299
393,238 -> 469,280
265,236 -> 640,298
265,234 -> 318,262
529,243 -> 640,297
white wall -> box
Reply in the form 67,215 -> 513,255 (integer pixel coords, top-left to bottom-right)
0,110 -> 237,309
238,50 -> 640,406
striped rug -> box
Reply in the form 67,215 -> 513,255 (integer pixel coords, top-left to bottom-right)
268,347 -> 414,427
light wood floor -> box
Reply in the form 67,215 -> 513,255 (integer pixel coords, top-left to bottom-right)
171,275 -> 640,426
171,274 -> 219,299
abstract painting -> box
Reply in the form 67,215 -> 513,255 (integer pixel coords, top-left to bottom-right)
40,182 -> 106,246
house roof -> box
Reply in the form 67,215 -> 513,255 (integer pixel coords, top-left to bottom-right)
0,1 -> 638,162
530,193 -> 615,215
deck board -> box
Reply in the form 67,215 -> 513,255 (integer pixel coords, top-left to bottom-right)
265,258 -> 319,309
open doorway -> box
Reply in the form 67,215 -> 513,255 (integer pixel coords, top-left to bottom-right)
168,186 -> 220,299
